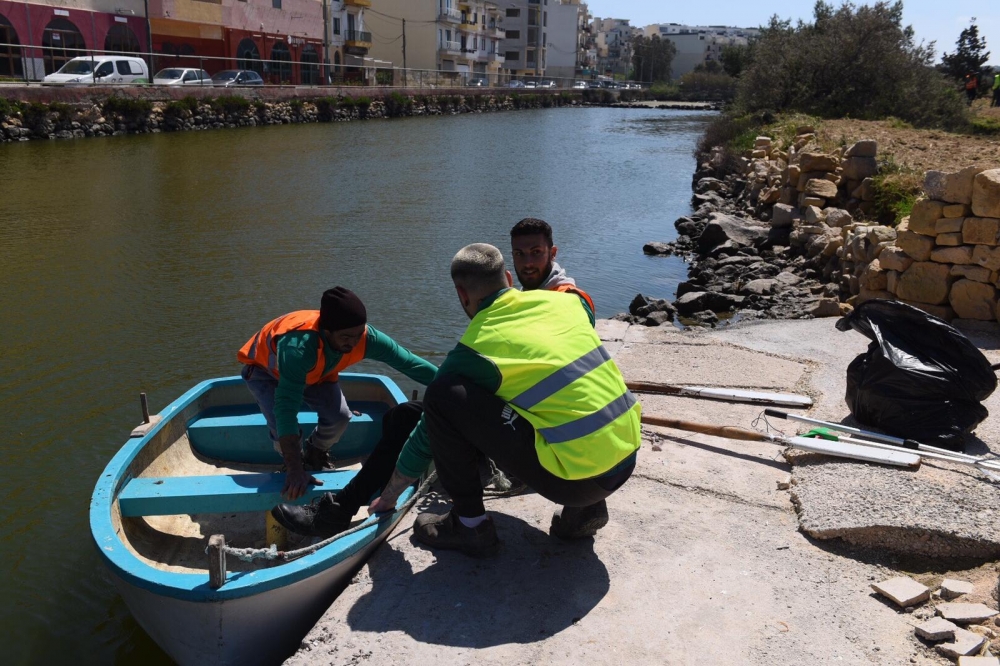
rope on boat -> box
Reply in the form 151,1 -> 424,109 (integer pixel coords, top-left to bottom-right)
216,472 -> 438,564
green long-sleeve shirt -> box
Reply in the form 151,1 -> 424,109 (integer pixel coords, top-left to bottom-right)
273,325 -> 437,438
394,288 -> 594,478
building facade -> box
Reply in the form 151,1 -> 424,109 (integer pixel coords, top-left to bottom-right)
642,23 -> 757,78
0,0 -> 149,79
499,0 -> 548,78
590,16 -> 632,78
367,0 -> 504,79
544,0 -> 579,81
0,0 -> 369,84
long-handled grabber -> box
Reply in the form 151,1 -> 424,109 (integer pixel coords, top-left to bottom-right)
628,381 -> 813,408
640,415 -> 920,468
762,409 -> 1000,472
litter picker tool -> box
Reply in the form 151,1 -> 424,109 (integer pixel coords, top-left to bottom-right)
762,409 -> 997,463
640,415 -> 920,468
628,381 -> 813,408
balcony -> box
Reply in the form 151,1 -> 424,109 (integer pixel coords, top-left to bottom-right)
489,52 -> 505,63
345,29 -> 372,49
487,24 -> 505,37
439,40 -> 462,54
438,8 -> 461,23
459,20 -> 480,33
343,0 -> 371,6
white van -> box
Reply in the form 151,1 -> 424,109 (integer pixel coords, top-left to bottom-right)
42,56 -> 149,85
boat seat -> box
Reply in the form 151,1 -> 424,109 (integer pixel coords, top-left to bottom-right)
118,470 -> 353,517
186,400 -> 389,464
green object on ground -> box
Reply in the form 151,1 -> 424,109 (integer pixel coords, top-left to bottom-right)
803,427 -> 839,441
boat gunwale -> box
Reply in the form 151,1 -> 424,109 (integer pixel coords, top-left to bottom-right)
90,372 -> 413,602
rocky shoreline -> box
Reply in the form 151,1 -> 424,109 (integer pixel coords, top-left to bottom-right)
623,126 -> 903,328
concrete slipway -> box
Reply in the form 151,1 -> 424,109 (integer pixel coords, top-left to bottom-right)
287,319 -> 1000,666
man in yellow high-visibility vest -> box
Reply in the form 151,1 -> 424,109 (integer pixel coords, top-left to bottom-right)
366,243 -> 641,557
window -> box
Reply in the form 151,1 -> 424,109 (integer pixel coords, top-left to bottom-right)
543,12 -> 547,27
528,8 -> 539,26
333,18 -> 340,35
301,45 -> 320,84
116,60 -> 134,75
505,8 -> 519,17
105,25 -> 140,55
95,61 -> 113,77
272,0 -> 281,8
269,41 -> 292,84
505,30 -> 519,39
236,38 -> 262,74
0,14 -> 23,78
41,18 -> 86,75
505,50 -> 519,61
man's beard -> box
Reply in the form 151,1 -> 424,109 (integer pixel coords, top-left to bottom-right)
518,261 -> 552,290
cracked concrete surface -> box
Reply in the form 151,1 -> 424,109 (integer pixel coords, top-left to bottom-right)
287,318 -> 1000,666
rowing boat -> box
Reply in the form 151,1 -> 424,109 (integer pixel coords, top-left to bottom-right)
90,373 -> 420,665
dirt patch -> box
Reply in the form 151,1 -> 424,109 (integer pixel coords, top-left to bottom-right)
816,116 -> 1000,174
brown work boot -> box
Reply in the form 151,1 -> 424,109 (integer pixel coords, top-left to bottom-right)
550,499 -> 609,540
302,444 -> 334,471
413,511 -> 500,558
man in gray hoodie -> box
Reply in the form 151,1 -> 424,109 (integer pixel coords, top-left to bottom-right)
510,218 -> 595,321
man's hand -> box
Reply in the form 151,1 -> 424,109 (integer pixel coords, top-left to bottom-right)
368,469 -> 418,515
278,434 -> 323,501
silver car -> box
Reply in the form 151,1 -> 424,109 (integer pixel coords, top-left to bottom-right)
153,68 -> 213,86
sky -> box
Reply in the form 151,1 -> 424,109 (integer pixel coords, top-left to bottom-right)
584,0 -> 1000,66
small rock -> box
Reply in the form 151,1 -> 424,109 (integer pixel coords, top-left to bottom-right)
871,576 -> 931,607
937,628 -> 986,658
941,579 -> 976,600
808,298 -> 842,318
958,657 -> 1000,666
776,476 -> 791,490
938,603 -> 999,624
845,139 -> 878,158
643,241 -> 672,255
915,616 -> 959,641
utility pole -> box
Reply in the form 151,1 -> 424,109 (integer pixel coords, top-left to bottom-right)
322,0 -> 331,83
402,18 -> 407,71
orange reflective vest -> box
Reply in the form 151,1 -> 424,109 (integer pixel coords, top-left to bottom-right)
966,76 -> 979,90
237,310 -> 367,384
551,283 -> 596,313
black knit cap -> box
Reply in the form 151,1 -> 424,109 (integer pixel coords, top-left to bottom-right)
320,286 -> 367,331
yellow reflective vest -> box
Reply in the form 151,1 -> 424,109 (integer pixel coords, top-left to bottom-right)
459,289 -> 641,480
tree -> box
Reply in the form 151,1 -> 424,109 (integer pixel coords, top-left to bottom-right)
734,1 -> 967,129
720,43 -> 754,78
941,19 -> 990,81
631,35 -> 677,83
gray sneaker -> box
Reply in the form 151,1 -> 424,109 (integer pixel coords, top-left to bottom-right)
550,499 -> 609,540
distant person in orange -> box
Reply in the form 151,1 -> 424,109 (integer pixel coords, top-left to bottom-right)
965,72 -> 979,105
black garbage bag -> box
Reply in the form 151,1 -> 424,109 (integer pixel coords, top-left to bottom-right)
835,299 -> 997,452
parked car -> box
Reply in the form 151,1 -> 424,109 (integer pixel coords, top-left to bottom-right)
466,77 -> 488,87
587,81 -> 602,89
538,80 -> 557,89
508,80 -> 525,88
42,56 -> 149,85
524,80 -> 537,89
211,70 -> 264,87
572,80 -> 588,89
153,68 -> 213,86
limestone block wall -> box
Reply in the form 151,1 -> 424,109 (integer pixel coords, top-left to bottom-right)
859,167 -> 1000,321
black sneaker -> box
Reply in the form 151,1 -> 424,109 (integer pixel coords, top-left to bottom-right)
270,494 -> 352,538
302,444 -> 334,471
413,511 -> 500,558
550,499 -> 609,540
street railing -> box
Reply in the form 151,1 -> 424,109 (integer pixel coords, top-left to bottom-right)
0,42 -> 653,92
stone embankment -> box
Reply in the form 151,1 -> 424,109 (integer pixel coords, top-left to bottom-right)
631,125 -> 887,326
851,167 -> 1000,321
0,89 -> 576,142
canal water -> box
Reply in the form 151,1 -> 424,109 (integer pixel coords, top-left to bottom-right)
0,106 -> 713,663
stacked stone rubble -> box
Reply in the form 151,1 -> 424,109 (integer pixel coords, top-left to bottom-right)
859,167 -> 1000,321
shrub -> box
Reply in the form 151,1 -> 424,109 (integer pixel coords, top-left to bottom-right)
102,96 -> 153,120
733,2 -> 968,130
870,156 -> 923,225
47,102 -> 72,123
970,115 -> 1000,135
679,71 -> 737,101
648,82 -> 680,101
210,95 -> 251,115
20,101 -> 49,128
695,113 -> 763,176
316,97 -> 336,121
0,97 -> 18,117
600,90 -> 614,105
384,91 -> 411,117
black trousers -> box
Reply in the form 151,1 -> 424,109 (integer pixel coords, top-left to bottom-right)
424,374 -> 635,518
333,400 -> 424,515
